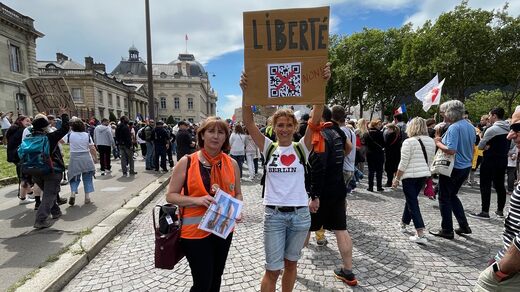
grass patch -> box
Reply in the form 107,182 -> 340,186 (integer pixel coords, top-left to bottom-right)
6,269 -> 40,292
0,144 -> 70,180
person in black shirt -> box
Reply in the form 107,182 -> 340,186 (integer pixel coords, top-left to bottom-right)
153,121 -> 169,172
176,120 -> 194,161
364,120 -> 385,192
115,116 -> 136,177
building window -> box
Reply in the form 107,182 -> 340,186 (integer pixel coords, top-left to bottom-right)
160,97 -> 167,109
174,97 -> 180,109
174,117 -> 181,122
188,98 -> 193,110
16,93 -> 27,114
9,44 -> 21,72
71,88 -> 83,102
97,90 -> 103,104
116,96 -> 121,107
108,93 -> 113,106
123,98 -> 127,109
188,118 -> 194,123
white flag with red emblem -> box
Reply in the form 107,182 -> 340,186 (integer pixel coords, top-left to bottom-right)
415,74 -> 446,112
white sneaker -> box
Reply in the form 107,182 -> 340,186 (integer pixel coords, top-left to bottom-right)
100,171 -> 106,176
19,197 -> 35,205
409,235 -> 428,244
400,223 -> 407,233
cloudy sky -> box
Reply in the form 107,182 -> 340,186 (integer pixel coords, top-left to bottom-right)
4,0 -> 518,119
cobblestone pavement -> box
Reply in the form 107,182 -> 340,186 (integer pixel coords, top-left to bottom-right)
63,173 -> 508,291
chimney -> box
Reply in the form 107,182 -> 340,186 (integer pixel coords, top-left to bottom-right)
56,52 -> 68,62
85,56 -> 93,70
92,62 -> 106,72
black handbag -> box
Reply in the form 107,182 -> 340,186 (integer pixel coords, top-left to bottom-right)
153,155 -> 190,269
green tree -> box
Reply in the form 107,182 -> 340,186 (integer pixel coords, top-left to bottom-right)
465,90 -> 508,122
109,111 -> 117,123
166,115 -> 175,125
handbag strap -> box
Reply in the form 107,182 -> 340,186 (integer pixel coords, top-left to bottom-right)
416,138 -> 428,165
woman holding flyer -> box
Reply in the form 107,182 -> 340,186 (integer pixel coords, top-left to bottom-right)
241,62 -> 331,292
166,116 -> 243,292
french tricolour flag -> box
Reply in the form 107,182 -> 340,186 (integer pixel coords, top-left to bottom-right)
394,104 -> 407,115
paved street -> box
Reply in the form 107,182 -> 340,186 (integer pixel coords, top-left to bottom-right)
62,168 -> 508,292
0,155 -> 169,292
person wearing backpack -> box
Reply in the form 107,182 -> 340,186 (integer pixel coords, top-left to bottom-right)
115,116 -> 137,177
241,62 -> 330,292
24,108 -> 70,229
306,106 -> 357,286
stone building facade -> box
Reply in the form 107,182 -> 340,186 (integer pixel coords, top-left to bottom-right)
38,53 -> 149,120
0,3 -> 43,115
111,47 -> 217,123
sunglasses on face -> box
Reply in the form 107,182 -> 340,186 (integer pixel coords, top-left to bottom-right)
510,123 -> 520,133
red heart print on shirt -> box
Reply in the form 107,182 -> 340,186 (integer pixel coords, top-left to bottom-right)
280,154 -> 296,166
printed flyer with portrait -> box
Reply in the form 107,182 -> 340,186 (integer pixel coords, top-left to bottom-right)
198,188 -> 243,239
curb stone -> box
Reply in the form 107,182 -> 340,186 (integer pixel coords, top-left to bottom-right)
15,173 -> 171,292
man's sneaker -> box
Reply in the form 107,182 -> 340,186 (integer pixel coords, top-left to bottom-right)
60,180 -> 68,186
100,171 -> 106,176
469,212 -> 490,220
34,220 -> 53,229
316,238 -> 328,246
495,210 -> 505,218
409,235 -> 428,244
333,268 -> 358,286
129,171 -> 138,175
68,197 -> 75,206
19,196 -> 35,205
429,229 -> 454,239
123,173 -> 128,177
455,226 -> 472,235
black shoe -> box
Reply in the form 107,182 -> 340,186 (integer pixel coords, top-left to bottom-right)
469,212 -> 490,220
129,171 -> 138,175
377,188 -> 385,192
495,210 -> 505,218
429,229 -> 454,239
455,226 -> 472,235
145,168 -> 153,170
34,220 -> 53,229
367,188 -> 374,192
385,182 -> 392,187
51,212 -> 62,219
68,197 -> 75,206
34,200 -> 41,210
333,268 -> 358,286
57,197 -> 68,205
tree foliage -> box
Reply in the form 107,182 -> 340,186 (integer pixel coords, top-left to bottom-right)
327,0 -> 520,121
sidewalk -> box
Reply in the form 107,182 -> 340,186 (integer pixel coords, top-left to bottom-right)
0,156 -> 170,292
62,174 -> 507,291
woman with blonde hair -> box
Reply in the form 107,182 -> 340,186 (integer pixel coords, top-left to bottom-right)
392,117 -> 435,243
166,116 -> 242,292
355,118 -> 368,171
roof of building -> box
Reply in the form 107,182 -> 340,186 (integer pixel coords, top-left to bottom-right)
111,61 -> 148,76
37,59 -> 85,70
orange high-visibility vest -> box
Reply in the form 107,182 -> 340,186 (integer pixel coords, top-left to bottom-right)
181,152 -> 236,239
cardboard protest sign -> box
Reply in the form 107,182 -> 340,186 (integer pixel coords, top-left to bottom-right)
243,6 -> 329,106
23,77 -> 76,113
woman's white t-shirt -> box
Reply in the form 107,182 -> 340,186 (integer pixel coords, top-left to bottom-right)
262,136 -> 310,207
65,132 -> 93,153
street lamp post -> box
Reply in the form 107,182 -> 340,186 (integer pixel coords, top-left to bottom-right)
145,0 -> 155,120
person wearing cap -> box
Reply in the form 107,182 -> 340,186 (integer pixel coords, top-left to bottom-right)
31,107 -> 70,229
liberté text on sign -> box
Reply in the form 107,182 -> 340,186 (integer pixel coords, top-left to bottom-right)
243,6 -> 329,106
23,77 -> 76,114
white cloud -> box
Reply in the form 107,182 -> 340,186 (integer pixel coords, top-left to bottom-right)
405,0 -> 520,26
218,94 -> 242,119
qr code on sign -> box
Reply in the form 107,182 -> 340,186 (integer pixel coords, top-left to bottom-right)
268,63 -> 302,98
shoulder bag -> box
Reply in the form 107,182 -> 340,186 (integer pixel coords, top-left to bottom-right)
153,155 -> 191,269
417,138 -> 435,200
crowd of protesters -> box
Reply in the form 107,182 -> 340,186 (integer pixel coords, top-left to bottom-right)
3,89 -> 520,289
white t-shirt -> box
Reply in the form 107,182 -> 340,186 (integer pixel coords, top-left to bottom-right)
262,136 -> 310,207
341,126 -> 356,172
229,133 -> 246,156
65,132 -> 93,152
1,117 -> 11,130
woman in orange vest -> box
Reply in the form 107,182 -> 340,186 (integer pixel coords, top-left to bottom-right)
166,116 -> 242,292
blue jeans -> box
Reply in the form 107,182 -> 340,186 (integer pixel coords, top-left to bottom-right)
263,206 -> 311,271
401,177 -> 426,229
438,167 -> 471,232
230,155 -> 245,178
145,141 -> 155,169
69,171 -> 95,193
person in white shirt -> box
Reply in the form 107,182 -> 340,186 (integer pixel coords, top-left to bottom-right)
392,117 -> 436,244
229,124 -> 247,179
241,62 -> 331,292
1,111 -> 13,146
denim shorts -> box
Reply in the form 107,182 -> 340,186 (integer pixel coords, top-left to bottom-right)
263,206 -> 311,271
